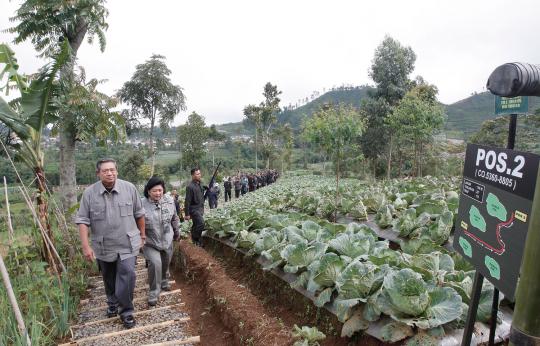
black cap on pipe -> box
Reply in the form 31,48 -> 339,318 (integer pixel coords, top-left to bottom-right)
487,62 -> 540,97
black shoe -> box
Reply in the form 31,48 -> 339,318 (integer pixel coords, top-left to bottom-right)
106,306 -> 118,318
148,300 -> 157,307
161,285 -> 171,292
121,315 -> 136,329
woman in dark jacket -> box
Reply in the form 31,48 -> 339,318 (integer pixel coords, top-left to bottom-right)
143,177 -> 179,306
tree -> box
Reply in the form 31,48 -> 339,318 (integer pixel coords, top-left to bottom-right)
120,150 -> 145,184
273,123 -> 294,174
299,114 -> 310,170
470,111 -> 540,155
177,112 -> 208,170
208,125 -> 227,141
50,64 -> 124,211
8,0 -> 110,211
388,85 -> 445,176
243,104 -> 261,170
207,125 -> 227,167
55,67 -> 125,145
117,54 -> 186,177
243,82 -> 282,169
361,36 -> 416,178
369,36 -> 416,105
259,83 -> 282,168
304,104 -> 365,220
360,97 -> 391,176
0,43 -> 69,269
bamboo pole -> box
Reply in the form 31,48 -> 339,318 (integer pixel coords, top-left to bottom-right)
19,186 -> 66,273
43,181 -> 70,233
510,168 -> 540,345
3,177 -> 14,243
0,141 -> 26,195
0,250 -> 31,346
0,142 -> 52,260
19,186 -> 60,278
3,177 -> 19,267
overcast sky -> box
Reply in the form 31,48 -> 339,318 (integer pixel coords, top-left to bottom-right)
1,0 -> 540,125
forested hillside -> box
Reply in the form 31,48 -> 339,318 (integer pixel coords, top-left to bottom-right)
218,89 -> 540,139
445,92 -> 540,138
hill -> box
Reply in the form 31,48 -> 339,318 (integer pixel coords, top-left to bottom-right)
216,88 -> 540,139
445,92 -> 540,138
216,86 -> 374,134
276,86 -> 374,128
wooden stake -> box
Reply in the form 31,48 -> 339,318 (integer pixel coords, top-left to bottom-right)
141,336 -> 201,346
0,250 -> 31,345
59,317 -> 190,345
3,177 -> 14,243
42,180 -> 75,250
18,186 -> 56,268
3,177 -> 19,267
18,183 -> 58,275
0,141 -> 62,271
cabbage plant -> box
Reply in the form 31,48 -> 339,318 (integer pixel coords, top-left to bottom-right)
376,268 -> 462,329
280,242 -> 328,273
306,253 -> 345,290
328,233 -> 374,259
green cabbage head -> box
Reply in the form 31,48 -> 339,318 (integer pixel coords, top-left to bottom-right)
384,268 -> 430,316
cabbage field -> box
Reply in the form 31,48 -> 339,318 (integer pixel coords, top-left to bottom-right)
189,174 -> 511,344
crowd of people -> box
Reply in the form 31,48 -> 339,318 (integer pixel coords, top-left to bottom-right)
75,159 -> 279,329
177,169 -> 280,210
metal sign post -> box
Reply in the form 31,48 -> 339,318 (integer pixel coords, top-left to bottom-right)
487,112 -> 518,345
459,61 -> 540,346
457,143 -> 539,345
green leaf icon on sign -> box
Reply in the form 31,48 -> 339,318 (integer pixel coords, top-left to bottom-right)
486,193 -> 508,222
459,237 -> 473,257
485,256 -> 501,280
469,205 -> 487,232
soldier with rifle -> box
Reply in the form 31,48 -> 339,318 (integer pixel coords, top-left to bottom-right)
184,168 -> 205,247
184,163 -> 221,247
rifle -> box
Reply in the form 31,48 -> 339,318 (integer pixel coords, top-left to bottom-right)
204,161 -> 222,200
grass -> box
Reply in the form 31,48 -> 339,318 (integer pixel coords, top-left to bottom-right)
151,150 -> 180,166
0,236 -> 94,345
2,201 -> 27,213
0,199 -> 95,345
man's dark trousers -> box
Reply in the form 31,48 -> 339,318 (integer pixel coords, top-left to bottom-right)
225,189 -> 231,202
208,196 -> 217,209
190,211 -> 205,243
98,256 -> 136,319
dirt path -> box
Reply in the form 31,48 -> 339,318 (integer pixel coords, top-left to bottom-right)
170,264 -> 235,345
173,240 -> 294,346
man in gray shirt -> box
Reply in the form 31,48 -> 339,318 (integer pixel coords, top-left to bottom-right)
75,158 -> 145,329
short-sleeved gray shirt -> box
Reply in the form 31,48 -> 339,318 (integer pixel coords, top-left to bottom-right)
75,179 -> 145,262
